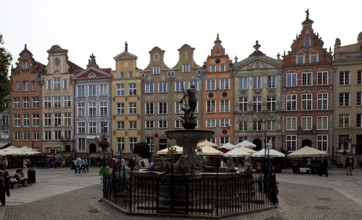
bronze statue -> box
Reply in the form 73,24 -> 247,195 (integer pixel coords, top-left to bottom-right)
180,84 -> 197,121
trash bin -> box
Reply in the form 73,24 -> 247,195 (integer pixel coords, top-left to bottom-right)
28,169 -> 36,184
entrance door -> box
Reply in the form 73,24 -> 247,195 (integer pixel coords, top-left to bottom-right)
89,143 -> 97,153
302,139 -> 312,147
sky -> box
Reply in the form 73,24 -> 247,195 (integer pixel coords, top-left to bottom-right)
1,0 -> 361,71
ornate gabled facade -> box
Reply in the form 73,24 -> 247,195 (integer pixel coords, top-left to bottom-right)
111,42 -> 142,156
72,54 -> 112,158
282,10 -> 333,154
42,45 -> 83,153
141,47 -> 172,151
333,31 -> 362,163
171,44 -> 201,130
10,44 -> 45,150
201,34 -> 234,146
233,41 -> 283,151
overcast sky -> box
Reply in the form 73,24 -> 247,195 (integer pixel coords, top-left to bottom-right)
1,0 -> 361,71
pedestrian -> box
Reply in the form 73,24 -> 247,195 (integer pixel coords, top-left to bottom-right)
319,156 -> 328,177
83,158 -> 89,172
345,155 -> 354,175
0,170 -> 10,206
99,163 -> 110,183
74,157 -> 81,173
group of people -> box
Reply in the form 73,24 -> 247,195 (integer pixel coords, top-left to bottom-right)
73,157 -> 89,173
0,168 -> 31,206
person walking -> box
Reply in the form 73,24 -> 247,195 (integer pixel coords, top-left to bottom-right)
0,170 -> 10,206
319,156 -> 328,177
345,155 -> 354,175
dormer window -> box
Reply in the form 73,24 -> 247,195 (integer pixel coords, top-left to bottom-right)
296,55 -> 305,65
304,37 -> 311,48
310,54 -> 318,64
22,60 -> 29,70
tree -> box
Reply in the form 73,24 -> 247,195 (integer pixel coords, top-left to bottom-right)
133,142 -> 150,158
0,34 -> 12,112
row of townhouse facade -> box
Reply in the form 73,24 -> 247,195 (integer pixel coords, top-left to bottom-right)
4,11 -> 362,164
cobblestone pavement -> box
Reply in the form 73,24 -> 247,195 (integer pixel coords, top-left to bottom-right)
1,168 -> 362,220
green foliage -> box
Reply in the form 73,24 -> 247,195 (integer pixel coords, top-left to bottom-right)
133,142 -> 150,158
0,34 -> 12,112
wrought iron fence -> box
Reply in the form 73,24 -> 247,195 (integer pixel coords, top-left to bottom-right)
103,163 -> 278,218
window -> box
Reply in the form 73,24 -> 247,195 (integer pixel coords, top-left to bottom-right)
158,120 -> 168,128
357,92 -> 362,106
101,121 -> 108,133
44,113 -> 52,127
301,116 -> 312,130
89,122 -> 97,134
23,97 -> 30,109
239,76 -> 248,89
129,138 -> 137,151
88,102 -> 97,117
357,114 -> 362,127
286,73 -> 297,87
339,71 -> 350,85
64,113 -> 71,127
22,81 -> 29,91
54,131 -> 62,140
145,121 -> 154,129
22,60 -> 29,70
304,37 -> 310,48
145,83 -> 154,93
358,70 -> 362,84
267,96 -> 276,112
78,138 -> 86,152
44,131 -> 52,141
117,138 -> 125,152
175,81 -> 183,92
206,100 -> 216,113
339,93 -> 350,107
33,131 -> 40,140
158,102 -> 167,114
317,93 -> 328,110
54,113 -> 61,127
253,76 -> 262,89
238,97 -> 248,112
15,82 -> 21,91
44,97 -> 52,108
32,81 -> 37,91
267,75 -> 276,88
175,120 -> 183,128
206,119 -> 217,128
210,65 -> 216,72
182,64 -> 190,73
239,121 -> 248,131
317,135 -> 328,151
128,71 -> 133,78
220,100 -> 229,112
64,130 -> 71,140
32,97 -> 39,108
77,85 -> 85,96
63,79 -> 68,89
220,64 -> 226,72
13,131 -> 20,141
339,114 -> 350,128
158,82 -> 167,93
175,102 -> 183,114
100,102 -> 108,116
63,96 -> 71,107
119,72 -> 125,79
77,102 -> 85,116
117,103 -> 125,115
286,94 -> 297,111
13,114 -> 20,127
152,66 -> 160,74
252,96 -> 262,112
286,117 -> 297,130
302,94 -> 312,110
286,135 -> 297,151
220,137 -> 229,145
78,122 -> 86,134
302,72 -> 312,86
89,85 -> 97,96
206,80 -> 216,90
129,121 -> 137,129
32,114 -> 40,127
23,114 -> 30,127
116,84 -> 125,96
189,80 -> 199,91
146,138 -> 154,153
296,55 -> 304,64
117,121 -> 125,129
266,120 -> 276,131
219,119 -> 230,127
99,84 -> 108,96
310,54 -> 318,64
129,83 -> 137,95
220,79 -> 229,90
145,103 -> 154,115
129,102 -> 137,114
54,96 -> 61,108
253,120 -> 262,131
13,98 -> 20,109
317,116 -> 328,130
54,78 -> 61,89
